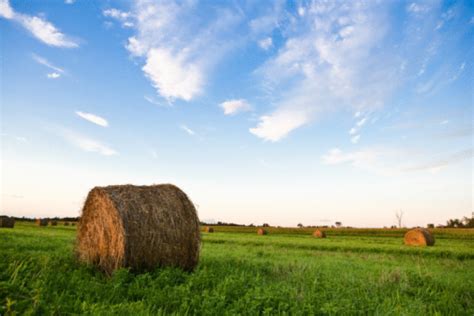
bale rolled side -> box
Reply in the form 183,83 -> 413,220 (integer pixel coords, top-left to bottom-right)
0,216 -> 15,228
76,184 -> 201,275
312,229 -> 326,238
257,228 -> 268,235
404,228 -> 435,246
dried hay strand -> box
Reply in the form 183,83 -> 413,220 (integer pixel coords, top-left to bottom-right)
257,228 -> 268,235
76,184 -> 201,275
50,220 -> 58,226
404,228 -> 435,246
36,218 -> 48,226
204,226 -> 214,233
312,229 -> 326,238
0,216 -> 15,228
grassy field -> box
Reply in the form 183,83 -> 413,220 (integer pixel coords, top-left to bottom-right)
1,222 -> 473,315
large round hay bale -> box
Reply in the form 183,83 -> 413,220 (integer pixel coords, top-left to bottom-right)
312,229 -> 326,238
36,218 -> 48,226
404,228 -> 435,246
204,226 -> 214,233
257,228 -> 268,235
76,184 -> 201,275
0,216 -> 15,228
50,220 -> 58,226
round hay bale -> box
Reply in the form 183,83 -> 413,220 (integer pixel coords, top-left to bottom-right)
71,222 -> 76,226
76,184 -> 201,275
404,228 -> 435,246
36,218 -> 48,226
204,226 -> 214,233
64,222 -> 70,226
312,229 -> 326,238
257,228 -> 268,235
0,216 -> 15,228
50,220 -> 58,226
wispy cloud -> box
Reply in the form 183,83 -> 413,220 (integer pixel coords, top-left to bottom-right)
180,124 -> 195,136
404,149 -> 473,173
1,0 -> 78,48
250,2 -> 394,141
32,54 -> 65,73
64,0 -> 75,4
220,99 -> 251,115
75,111 -> 109,127
144,95 -> 170,107
55,128 -> 117,156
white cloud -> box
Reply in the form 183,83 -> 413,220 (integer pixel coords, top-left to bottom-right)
250,106 -> 312,142
180,124 -> 195,136
60,129 -> 117,156
18,15 -> 78,48
32,54 -> 64,73
64,0 -> 75,4
220,99 -> 251,115
0,0 -> 14,19
258,37 -> 273,50
75,111 -> 109,127
142,48 -> 202,101
47,72 -> 61,79
250,2 -> 394,141
440,120 -> 450,125
103,8 -> 133,28
1,1 -> 78,48
121,0 -> 242,102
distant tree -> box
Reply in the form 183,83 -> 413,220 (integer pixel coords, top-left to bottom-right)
395,210 -> 404,228
462,216 -> 474,228
427,223 -> 434,229
335,221 -> 342,228
297,223 -> 303,228
390,225 -> 397,229
262,223 -> 270,227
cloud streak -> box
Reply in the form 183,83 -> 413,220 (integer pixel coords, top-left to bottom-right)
1,0 -> 78,48
75,111 -> 109,127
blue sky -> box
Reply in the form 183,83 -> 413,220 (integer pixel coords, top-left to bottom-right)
1,0 -> 472,227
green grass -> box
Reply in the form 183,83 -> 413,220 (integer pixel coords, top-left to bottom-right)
1,223 -> 473,315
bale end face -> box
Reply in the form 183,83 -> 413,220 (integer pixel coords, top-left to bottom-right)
204,226 -> 214,233
404,228 -> 435,246
312,229 -> 326,238
257,228 -> 268,235
76,184 -> 201,275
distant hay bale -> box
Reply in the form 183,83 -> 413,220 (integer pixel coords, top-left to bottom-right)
50,220 -> 58,226
257,228 -> 268,235
36,218 -> 48,226
64,222 -> 70,226
71,222 -> 76,226
312,229 -> 326,238
76,184 -> 201,275
204,226 -> 214,233
404,228 -> 435,246
0,216 -> 15,228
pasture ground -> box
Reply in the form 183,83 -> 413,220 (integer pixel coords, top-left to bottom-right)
1,222 -> 473,315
